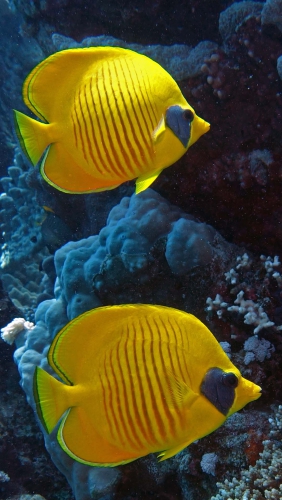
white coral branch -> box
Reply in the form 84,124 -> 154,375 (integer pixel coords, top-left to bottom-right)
1,317 -> 34,345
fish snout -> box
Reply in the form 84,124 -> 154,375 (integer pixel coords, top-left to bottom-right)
230,377 -> 262,414
252,383 -> 262,401
189,114 -> 210,147
242,377 -> 262,402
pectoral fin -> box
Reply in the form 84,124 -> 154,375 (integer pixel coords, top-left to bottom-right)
166,369 -> 198,409
152,115 -> 166,144
135,169 -> 162,194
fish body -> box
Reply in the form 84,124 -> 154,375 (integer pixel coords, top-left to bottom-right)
33,304 -> 261,467
14,47 -> 210,194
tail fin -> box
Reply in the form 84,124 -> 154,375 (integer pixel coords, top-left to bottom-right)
33,366 -> 70,434
13,110 -> 51,166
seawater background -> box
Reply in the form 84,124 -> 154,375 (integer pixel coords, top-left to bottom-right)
0,0 -> 282,499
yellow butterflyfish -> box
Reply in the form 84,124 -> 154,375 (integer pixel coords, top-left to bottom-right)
33,304 -> 261,467
14,47 -> 210,194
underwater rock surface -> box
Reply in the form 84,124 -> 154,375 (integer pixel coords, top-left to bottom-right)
8,0 -> 229,47
157,2 -> 282,256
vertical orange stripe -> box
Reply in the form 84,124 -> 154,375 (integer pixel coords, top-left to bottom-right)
157,317 -> 183,427
127,323 -> 156,446
77,89 -> 91,164
99,369 -> 115,440
140,319 -> 166,440
147,318 -> 176,436
71,113 -> 78,148
133,67 -> 155,131
141,69 -> 158,123
123,58 -> 154,160
168,317 -> 192,387
74,95 -> 87,162
107,63 -> 136,175
112,60 -> 142,171
101,64 -> 130,177
92,72 -> 120,179
116,337 -> 143,449
159,316 -> 176,375
117,59 -> 147,164
83,85 -> 104,175
167,317 -> 185,378
103,355 -> 123,444
88,77 -> 112,175
109,347 -> 135,447
98,66 -> 125,178
80,85 -> 104,171
131,322 -> 158,446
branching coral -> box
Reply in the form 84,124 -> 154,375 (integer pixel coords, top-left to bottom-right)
206,252 -> 282,337
211,405 -> 282,499
1,317 -> 34,345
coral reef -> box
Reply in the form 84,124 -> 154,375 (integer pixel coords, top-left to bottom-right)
0,277 -> 22,330
7,0 -> 228,47
51,33 -> 219,82
156,2 -> 282,256
0,151 -> 49,265
0,292 -> 72,500
219,1 -> 264,43
0,0 -> 282,498
9,188 -> 249,500
211,405 -> 282,499
205,250 -> 282,410
0,2 -> 44,174
1,317 -> 34,345
261,0 -> 282,33
0,339 -> 73,500
200,453 -> 219,476
0,152 -> 53,317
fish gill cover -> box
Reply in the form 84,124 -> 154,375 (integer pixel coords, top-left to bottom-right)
0,1 -> 282,499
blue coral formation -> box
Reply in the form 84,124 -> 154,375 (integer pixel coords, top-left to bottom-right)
0,1 -> 282,499
9,188 -> 235,499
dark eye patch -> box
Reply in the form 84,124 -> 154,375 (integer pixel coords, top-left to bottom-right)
183,109 -> 194,122
222,372 -> 238,388
200,367 -> 237,415
165,105 -> 192,148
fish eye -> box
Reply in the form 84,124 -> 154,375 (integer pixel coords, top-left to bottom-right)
222,372 -> 238,388
183,109 -> 194,122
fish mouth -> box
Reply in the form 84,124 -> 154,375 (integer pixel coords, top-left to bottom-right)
252,386 -> 262,401
205,121 -> 210,132
189,115 -> 210,146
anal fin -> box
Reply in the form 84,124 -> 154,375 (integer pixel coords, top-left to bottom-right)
58,406 -> 139,467
158,441 -> 191,462
40,144 -> 121,193
135,169 -> 162,194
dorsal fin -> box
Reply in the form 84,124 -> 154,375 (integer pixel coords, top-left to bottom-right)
48,304 -> 162,385
23,47 -> 134,123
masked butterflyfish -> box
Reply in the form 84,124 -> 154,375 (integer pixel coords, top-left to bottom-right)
13,47 -> 210,194
33,304 -> 261,467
